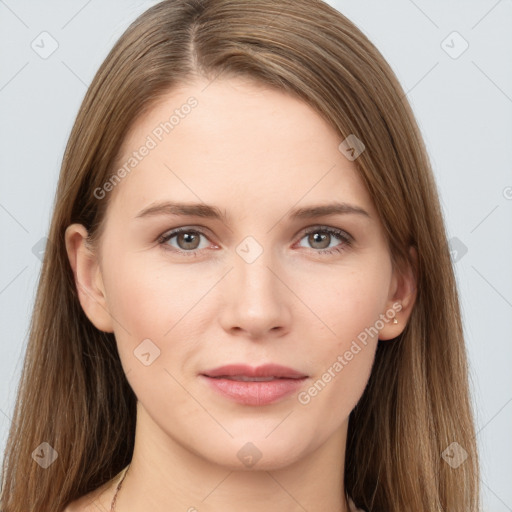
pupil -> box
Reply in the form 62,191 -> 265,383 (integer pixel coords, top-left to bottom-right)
310,232 -> 329,249
180,232 -> 198,249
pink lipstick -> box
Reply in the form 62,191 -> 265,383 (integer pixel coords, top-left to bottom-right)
200,364 -> 308,406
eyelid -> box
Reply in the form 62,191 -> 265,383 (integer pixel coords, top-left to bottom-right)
298,224 -> 353,242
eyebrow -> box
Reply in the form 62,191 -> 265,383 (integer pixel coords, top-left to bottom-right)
135,200 -> 370,222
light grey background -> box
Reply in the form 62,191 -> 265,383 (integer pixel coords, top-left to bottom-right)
1,0 -> 511,509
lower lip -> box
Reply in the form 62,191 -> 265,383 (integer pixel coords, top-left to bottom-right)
201,376 -> 307,406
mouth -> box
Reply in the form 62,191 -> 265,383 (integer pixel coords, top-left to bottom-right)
207,375 -> 302,382
200,364 -> 308,406
201,363 -> 308,379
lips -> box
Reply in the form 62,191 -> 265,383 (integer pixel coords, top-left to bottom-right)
200,364 -> 308,406
202,364 -> 307,380
215,375 -> 280,382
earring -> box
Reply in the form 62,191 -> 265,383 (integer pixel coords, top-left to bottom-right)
393,302 -> 402,324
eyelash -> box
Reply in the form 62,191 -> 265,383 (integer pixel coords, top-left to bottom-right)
157,226 -> 353,258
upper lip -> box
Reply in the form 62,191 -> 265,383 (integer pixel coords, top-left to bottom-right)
201,364 -> 308,379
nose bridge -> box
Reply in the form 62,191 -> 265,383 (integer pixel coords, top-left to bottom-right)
218,233 -> 291,336
233,234 -> 280,300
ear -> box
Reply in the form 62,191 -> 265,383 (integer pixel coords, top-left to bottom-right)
64,223 -> 114,333
378,245 -> 417,341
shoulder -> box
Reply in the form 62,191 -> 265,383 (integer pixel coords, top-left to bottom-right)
348,496 -> 368,512
61,478 -> 115,512
61,465 -> 130,512
62,493 -> 104,512
61,496 -> 95,512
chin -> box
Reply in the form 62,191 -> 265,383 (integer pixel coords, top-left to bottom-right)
195,434 -> 311,472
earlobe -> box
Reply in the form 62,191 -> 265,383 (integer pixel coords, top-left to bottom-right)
378,246 -> 418,341
64,223 -> 114,333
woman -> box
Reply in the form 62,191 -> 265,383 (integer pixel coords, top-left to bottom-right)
0,0 -> 480,511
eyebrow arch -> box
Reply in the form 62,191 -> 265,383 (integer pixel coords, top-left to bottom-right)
134,200 -> 370,221
135,201 -> 226,220
289,202 -> 370,220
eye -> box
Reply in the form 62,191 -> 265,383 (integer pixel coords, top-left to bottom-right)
157,225 -> 353,258
158,227 -> 212,257
296,226 -> 352,256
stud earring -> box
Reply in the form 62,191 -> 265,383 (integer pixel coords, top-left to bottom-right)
393,302 -> 402,324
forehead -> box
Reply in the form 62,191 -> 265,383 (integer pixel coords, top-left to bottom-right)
107,77 -> 376,220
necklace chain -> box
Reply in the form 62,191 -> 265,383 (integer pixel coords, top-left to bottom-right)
110,464 -> 130,512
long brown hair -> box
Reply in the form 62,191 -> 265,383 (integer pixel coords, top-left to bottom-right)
0,1 -> 480,510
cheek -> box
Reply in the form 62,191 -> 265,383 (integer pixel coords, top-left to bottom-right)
101,252 -> 206,374
292,261 -> 390,410
295,260 -> 391,348
101,250 -> 230,397
103,250 -> 207,336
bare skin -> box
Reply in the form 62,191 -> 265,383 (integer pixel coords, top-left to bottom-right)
64,76 -> 416,512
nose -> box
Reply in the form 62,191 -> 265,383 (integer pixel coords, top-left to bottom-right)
217,244 -> 292,340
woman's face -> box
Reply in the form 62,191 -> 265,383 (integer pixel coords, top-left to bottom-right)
67,76 -> 413,471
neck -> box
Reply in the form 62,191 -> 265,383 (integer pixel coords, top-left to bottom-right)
111,403 -> 351,512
